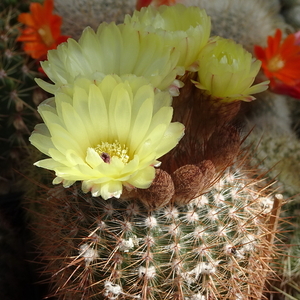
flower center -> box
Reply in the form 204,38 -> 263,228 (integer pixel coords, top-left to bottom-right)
267,55 -> 285,72
94,140 -> 130,164
38,25 -> 55,47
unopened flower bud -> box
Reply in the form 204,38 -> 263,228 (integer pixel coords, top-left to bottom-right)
171,164 -> 204,206
137,169 -> 175,209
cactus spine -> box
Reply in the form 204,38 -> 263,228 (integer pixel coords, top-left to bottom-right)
34,166 -> 281,300
0,2 -> 46,195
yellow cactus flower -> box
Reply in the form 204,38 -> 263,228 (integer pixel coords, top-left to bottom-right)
37,22 -> 183,96
194,37 -> 269,102
124,4 -> 211,71
30,75 -> 184,200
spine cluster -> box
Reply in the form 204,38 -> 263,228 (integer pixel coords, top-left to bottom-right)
0,3 -> 46,194
34,164 -> 281,300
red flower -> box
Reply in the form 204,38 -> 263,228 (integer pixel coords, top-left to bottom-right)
254,29 -> 300,99
136,0 -> 176,10
17,0 -> 69,60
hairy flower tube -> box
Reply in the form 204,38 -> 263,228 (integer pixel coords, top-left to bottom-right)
254,29 -> 300,99
194,37 -> 269,102
29,75 -> 184,200
36,22 -> 183,96
17,0 -> 69,59
124,4 -> 211,71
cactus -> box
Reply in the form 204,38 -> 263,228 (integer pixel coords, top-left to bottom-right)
33,162 -> 281,300
0,2 -> 47,195
178,0 -> 286,53
177,2 -> 300,298
243,100 -> 300,300
280,0 -> 300,139
243,93 -> 300,300
22,2 -> 287,300
53,0 -> 137,40
281,0 -> 300,29
236,2 -> 300,296
0,2 -> 60,299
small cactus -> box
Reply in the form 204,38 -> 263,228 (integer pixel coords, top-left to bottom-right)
0,2 -> 46,195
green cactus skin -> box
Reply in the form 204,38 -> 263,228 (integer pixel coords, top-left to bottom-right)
0,3 -> 47,195
0,3 -> 47,296
32,162 -> 281,300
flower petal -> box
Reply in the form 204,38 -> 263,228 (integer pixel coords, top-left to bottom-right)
30,69 -> 184,199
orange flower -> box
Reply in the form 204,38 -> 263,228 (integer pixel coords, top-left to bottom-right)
254,29 -> 300,99
136,0 -> 176,10
17,0 -> 69,60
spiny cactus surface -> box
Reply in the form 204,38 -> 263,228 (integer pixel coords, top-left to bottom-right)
33,163 -> 281,300
0,3 -> 45,194
54,0 -> 136,40
24,3 -> 284,300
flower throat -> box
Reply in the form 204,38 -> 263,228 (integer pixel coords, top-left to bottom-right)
94,140 -> 130,164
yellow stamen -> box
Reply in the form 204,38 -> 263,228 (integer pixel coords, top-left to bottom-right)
268,55 -> 285,72
38,25 -> 55,47
94,140 -> 130,164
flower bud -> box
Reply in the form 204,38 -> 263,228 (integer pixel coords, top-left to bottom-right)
137,169 -> 175,209
194,37 -> 269,102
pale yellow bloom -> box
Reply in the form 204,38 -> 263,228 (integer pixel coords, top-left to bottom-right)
30,75 -> 184,199
194,37 -> 269,102
124,4 -> 211,71
37,22 -> 183,96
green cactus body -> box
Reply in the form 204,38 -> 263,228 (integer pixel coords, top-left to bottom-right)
34,164 -> 280,300
0,3 -> 46,194
244,107 -> 300,299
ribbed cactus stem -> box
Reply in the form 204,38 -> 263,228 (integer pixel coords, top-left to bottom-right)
33,162 -> 282,300
0,3 -> 47,194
